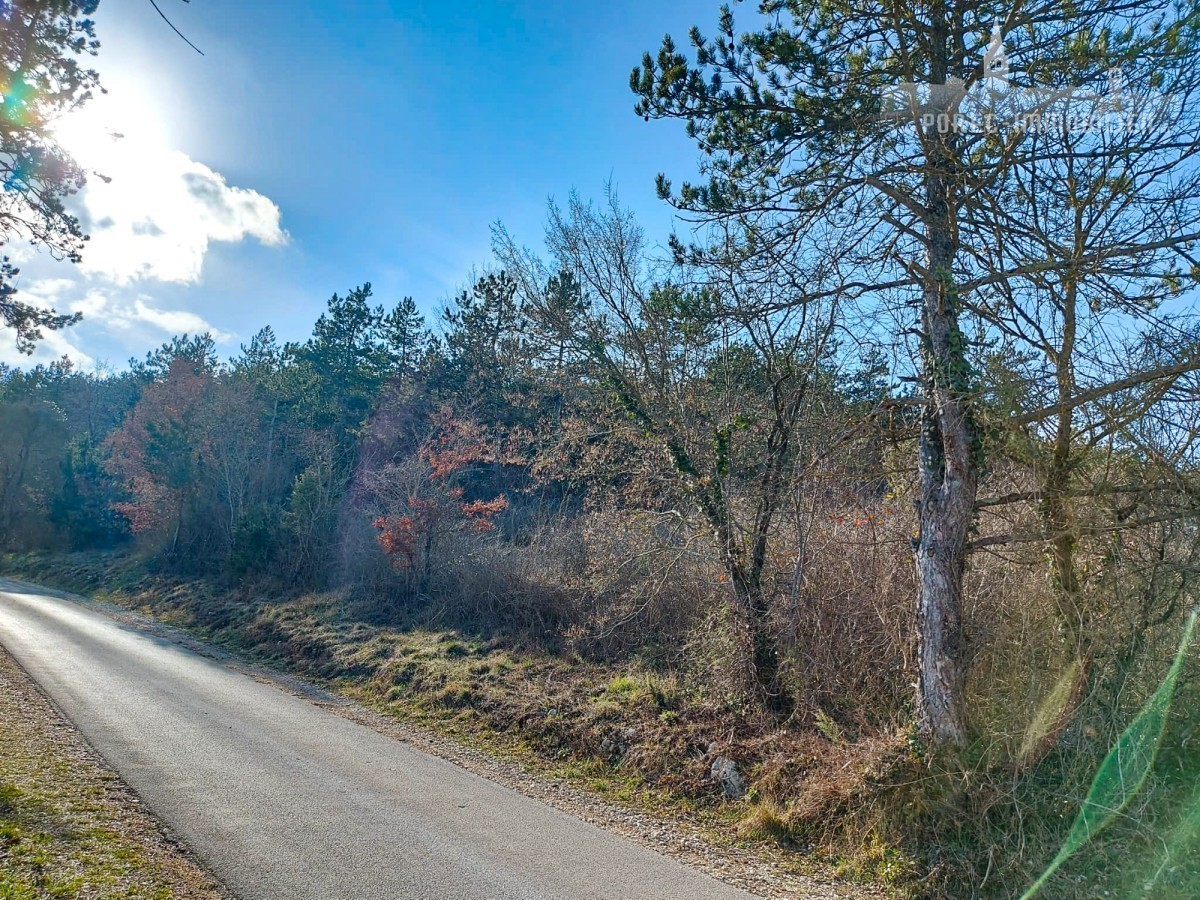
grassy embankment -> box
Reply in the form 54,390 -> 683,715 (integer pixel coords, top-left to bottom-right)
2,550 -> 916,895
14,554 -> 1200,897
0,644 -> 223,899
18,551 -> 1199,899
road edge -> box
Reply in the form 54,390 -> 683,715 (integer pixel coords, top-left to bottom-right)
0,629 -> 232,899
0,574 -> 879,900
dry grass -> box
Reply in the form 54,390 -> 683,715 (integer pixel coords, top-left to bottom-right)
1,552 -> 907,889
7,540 -> 1198,900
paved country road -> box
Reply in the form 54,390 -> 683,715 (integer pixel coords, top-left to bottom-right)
0,579 -> 758,900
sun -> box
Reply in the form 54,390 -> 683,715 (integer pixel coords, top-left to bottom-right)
51,81 -> 172,174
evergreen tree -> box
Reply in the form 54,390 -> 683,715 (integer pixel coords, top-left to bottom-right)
0,1 -> 102,351
437,271 -> 533,423
632,0 -> 1200,746
380,296 -> 429,377
290,284 -> 392,448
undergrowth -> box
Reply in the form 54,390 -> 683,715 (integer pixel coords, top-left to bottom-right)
5,550 -> 1198,899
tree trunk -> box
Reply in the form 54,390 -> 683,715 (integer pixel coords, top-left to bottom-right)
914,472 -> 972,747
602,363 -> 797,717
1023,278 -> 1092,763
913,105 -> 976,746
729,569 -> 789,717
708,491 -> 788,714
1044,279 -> 1087,645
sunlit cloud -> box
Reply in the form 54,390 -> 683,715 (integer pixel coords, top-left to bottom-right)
51,88 -> 287,285
0,280 -> 95,368
0,84 -> 286,366
128,298 -> 233,341
0,327 -> 94,369
74,151 -> 285,284
25,277 -> 78,298
68,291 -> 234,343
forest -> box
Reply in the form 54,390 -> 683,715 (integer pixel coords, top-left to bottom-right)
2,0 -> 1200,897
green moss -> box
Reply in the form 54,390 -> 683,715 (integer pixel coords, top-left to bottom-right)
605,673 -> 645,698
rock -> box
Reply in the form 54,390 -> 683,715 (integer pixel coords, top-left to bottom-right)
710,755 -> 745,799
599,733 -> 620,759
600,726 -> 634,761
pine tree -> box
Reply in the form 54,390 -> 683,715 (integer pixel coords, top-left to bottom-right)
0,1 -> 102,351
380,296 -> 429,377
632,0 -> 1200,745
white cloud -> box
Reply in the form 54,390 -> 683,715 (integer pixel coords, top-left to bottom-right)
0,89 -> 285,368
0,321 -> 94,370
2,277 -> 236,369
25,278 -> 78,298
74,149 -> 286,285
66,291 -> 233,343
52,91 -> 287,285
128,298 -> 233,341
0,279 -> 92,368
69,289 -> 109,319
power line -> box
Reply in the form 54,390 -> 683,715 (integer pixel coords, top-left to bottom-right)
149,0 -> 204,56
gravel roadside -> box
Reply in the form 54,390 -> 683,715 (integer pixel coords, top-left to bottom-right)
0,576 -> 883,900
0,643 -> 227,900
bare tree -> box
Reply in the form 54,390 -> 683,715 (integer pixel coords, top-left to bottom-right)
496,188 -> 840,715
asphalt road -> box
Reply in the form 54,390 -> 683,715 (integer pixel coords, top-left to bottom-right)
0,580 -> 758,900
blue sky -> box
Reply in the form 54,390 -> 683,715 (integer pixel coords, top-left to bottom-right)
5,0 -> 714,367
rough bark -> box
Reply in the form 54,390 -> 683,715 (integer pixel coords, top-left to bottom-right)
913,38 -> 976,745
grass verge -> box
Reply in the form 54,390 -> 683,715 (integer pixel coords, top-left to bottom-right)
1,551 -> 928,897
0,643 -> 224,900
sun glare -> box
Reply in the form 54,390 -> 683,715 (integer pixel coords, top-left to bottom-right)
51,82 -> 172,172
